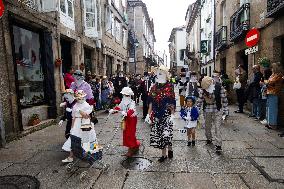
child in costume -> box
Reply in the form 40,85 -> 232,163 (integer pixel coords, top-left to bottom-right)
59,89 -> 76,139
62,90 -> 98,163
109,87 -> 140,157
180,96 -> 199,146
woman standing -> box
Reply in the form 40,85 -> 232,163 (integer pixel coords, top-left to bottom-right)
265,63 -> 283,130
145,65 -> 176,162
101,76 -> 111,110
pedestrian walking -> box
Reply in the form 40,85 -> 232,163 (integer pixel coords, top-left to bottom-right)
180,96 -> 199,146
59,89 -> 76,139
140,72 -> 151,119
145,65 -> 176,162
186,71 -> 199,98
109,87 -> 140,157
114,71 -> 127,101
101,76 -> 111,110
197,76 -> 229,154
62,90 -> 98,163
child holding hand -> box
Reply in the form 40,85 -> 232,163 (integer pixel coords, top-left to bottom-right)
180,96 -> 199,146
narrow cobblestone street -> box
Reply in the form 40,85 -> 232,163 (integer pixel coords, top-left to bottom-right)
0,88 -> 284,189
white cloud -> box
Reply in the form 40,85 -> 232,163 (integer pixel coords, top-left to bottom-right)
142,0 -> 196,67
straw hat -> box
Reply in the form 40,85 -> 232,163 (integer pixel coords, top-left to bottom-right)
201,76 -> 214,90
156,65 -> 170,79
120,87 -> 134,96
75,90 -> 87,99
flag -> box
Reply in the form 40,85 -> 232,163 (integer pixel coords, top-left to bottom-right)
0,0 -> 4,18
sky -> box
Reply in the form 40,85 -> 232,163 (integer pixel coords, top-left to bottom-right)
142,0 -> 196,67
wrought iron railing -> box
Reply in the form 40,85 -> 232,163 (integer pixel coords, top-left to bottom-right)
215,26 -> 227,51
230,3 -> 250,42
266,0 -> 284,18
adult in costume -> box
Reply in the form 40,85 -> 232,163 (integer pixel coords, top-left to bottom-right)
145,65 -> 176,162
59,89 -> 76,139
186,71 -> 199,98
196,76 -> 229,154
70,70 -> 95,106
62,90 -> 98,163
177,73 -> 188,107
110,87 -> 140,157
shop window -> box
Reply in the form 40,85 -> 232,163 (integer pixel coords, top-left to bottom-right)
12,26 -> 45,107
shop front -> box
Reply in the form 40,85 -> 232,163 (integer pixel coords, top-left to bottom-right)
11,23 -> 56,129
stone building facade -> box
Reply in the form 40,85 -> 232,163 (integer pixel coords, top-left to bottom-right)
214,0 -> 284,125
101,0 -> 129,77
0,0 -> 115,139
168,26 -> 187,76
127,0 -> 156,75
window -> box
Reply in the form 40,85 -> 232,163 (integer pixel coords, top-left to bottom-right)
115,21 -> 121,41
96,0 -> 101,32
221,1 -> 226,25
60,0 -> 66,13
105,7 -> 112,33
67,0 -> 73,18
209,66 -> 212,77
111,15 -> 115,36
180,49 -> 185,61
122,28 -> 127,48
12,25 -> 45,107
85,0 -> 96,28
240,0 -> 249,6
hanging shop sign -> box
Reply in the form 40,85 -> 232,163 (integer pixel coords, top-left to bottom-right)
0,0 -> 4,18
245,28 -> 260,48
245,45 -> 258,55
200,40 -> 208,54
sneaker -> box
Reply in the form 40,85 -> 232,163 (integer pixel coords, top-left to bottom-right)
158,156 -> 167,163
206,140 -> 212,145
192,141 -> 196,146
260,119 -> 267,125
62,157 -> 73,163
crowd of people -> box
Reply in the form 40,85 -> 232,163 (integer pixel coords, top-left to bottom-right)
234,62 -> 284,134
58,62 -> 283,164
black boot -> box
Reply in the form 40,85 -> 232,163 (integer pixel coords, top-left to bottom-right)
206,140 -> 212,145
216,146 -> 222,155
168,150 -> 173,159
158,156 -> 167,163
192,140 -> 196,146
187,141 -> 191,146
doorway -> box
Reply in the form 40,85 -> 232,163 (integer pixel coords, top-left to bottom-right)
84,48 -> 92,75
237,50 -> 248,74
60,38 -> 72,74
221,58 -> 226,74
106,55 -> 113,78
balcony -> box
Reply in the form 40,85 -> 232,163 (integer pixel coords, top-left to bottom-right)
230,3 -> 250,42
19,0 -> 39,11
266,0 -> 284,18
215,26 -> 227,51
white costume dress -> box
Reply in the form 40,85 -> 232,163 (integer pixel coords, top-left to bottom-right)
62,101 -> 97,152
184,107 -> 198,129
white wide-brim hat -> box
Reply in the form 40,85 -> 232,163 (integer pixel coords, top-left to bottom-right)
120,87 -> 134,96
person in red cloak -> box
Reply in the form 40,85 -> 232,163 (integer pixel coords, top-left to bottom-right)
110,87 -> 140,157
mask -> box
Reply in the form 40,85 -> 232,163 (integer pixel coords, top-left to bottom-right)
119,73 -> 124,77
77,99 -> 85,104
190,76 -> 197,82
181,77 -> 186,81
156,70 -> 167,84
144,76 -> 149,81
213,76 -> 220,83
206,84 -> 215,94
64,93 -> 75,103
75,79 -> 84,86
122,96 -> 131,105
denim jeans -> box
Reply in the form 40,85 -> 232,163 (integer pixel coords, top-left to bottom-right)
267,94 -> 278,126
252,99 -> 260,118
259,99 -> 267,120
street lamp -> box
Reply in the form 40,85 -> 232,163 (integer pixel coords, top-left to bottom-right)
134,38 -> 139,74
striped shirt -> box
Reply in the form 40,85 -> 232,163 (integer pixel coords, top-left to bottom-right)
196,86 -> 229,115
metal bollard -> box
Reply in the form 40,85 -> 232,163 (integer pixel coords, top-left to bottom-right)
0,102 -> 6,148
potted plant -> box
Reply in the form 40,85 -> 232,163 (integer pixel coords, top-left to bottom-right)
55,58 -> 62,67
28,114 -> 41,126
258,57 -> 270,68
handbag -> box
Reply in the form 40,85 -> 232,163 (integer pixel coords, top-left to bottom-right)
90,111 -> 98,125
80,119 -> 92,131
233,77 -> 241,89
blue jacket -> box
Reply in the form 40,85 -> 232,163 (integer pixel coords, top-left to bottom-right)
180,107 -> 199,121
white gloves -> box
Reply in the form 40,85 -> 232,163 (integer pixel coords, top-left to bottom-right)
222,115 -> 228,121
66,108 -> 72,112
121,111 -> 127,117
60,102 -> 66,107
184,116 -> 191,121
58,120 -> 64,127
145,114 -> 152,124
109,109 -> 114,114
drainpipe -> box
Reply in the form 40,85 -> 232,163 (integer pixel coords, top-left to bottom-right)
213,0 -> 216,70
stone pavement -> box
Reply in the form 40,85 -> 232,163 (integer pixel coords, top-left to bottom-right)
1,99 -> 284,188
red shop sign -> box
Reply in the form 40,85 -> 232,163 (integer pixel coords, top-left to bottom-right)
0,0 -> 4,18
245,28 -> 260,48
